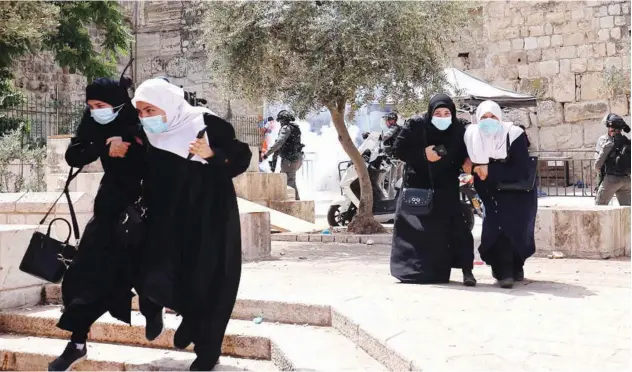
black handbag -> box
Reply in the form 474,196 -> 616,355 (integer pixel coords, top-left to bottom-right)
496,134 -> 538,192
19,167 -> 83,283
398,126 -> 435,216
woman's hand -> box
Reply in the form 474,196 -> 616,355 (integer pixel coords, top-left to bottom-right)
474,164 -> 489,180
463,158 -> 473,174
425,146 -> 441,162
106,137 -> 130,158
189,136 -> 214,159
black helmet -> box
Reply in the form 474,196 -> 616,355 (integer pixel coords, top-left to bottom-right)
383,112 -> 398,122
277,110 -> 295,122
604,113 -> 631,133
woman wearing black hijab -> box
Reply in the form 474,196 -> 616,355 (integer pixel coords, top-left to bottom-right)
49,78 -> 163,371
390,94 -> 476,286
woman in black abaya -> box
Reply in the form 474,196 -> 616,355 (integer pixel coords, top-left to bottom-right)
390,94 -> 476,286
132,78 -> 252,371
50,78 -> 163,372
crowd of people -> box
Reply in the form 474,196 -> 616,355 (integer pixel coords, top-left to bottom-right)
44,71 -> 629,371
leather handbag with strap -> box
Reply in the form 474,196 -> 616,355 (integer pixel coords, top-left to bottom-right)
495,133 -> 538,192
397,125 -> 435,216
19,166 -> 83,283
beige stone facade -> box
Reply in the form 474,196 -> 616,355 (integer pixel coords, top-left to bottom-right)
449,0 -> 631,151
10,1 -> 632,149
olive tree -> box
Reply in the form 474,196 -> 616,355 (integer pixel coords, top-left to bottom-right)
202,0 -> 471,233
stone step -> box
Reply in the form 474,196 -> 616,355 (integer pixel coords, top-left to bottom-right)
42,284 -> 332,326
0,306 -> 387,371
0,334 -> 277,371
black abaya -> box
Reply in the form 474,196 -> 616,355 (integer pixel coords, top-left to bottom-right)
473,133 -> 537,279
390,96 -> 474,284
139,114 -> 251,364
58,104 -> 146,332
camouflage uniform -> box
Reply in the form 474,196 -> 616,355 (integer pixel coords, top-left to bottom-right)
595,134 -> 631,205
264,121 -> 304,200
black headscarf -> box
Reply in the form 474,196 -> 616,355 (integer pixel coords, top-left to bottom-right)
421,94 -> 459,145
78,77 -> 140,140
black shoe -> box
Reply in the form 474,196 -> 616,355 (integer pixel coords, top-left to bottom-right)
514,267 -> 525,282
498,277 -> 514,289
48,342 -> 87,371
189,357 -> 219,371
145,309 -> 164,341
462,269 -> 477,287
174,319 -> 192,349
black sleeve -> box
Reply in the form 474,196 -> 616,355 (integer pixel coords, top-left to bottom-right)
64,109 -> 104,168
203,114 -> 252,178
430,124 -> 467,174
486,133 -> 530,184
393,119 -> 422,164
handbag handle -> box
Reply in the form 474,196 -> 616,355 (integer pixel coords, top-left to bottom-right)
39,166 -> 83,242
45,217 -> 72,244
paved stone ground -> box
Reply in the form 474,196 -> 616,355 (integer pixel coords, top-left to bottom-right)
240,241 -> 631,371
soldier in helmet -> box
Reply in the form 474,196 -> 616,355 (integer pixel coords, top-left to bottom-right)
595,113 -> 631,205
382,112 -> 403,157
262,110 -> 305,200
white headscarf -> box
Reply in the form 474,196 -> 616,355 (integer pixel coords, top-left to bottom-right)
464,100 -> 524,164
131,78 -> 218,163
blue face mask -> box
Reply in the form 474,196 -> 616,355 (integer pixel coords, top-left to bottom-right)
90,104 -> 123,125
141,115 -> 168,134
431,116 -> 452,131
479,118 -> 502,135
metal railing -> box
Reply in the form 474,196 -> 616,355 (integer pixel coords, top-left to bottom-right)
231,115 -> 264,148
1,96 -> 86,145
532,151 -> 596,197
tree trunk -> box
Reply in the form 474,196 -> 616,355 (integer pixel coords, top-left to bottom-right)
328,107 -> 386,234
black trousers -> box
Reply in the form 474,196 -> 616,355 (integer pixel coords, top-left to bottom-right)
486,234 -> 524,280
70,296 -> 163,343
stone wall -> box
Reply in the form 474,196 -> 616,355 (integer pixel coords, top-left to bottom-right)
450,0 -> 631,152
11,1 -> 260,117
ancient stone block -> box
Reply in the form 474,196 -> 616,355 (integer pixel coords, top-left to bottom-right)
610,27 -> 622,39
598,6 -> 609,17
580,72 -> 607,100
544,23 -> 554,35
609,95 -> 630,116
559,46 -> 577,59
606,42 -> 617,56
564,100 -> 609,122
559,59 -> 571,73
583,120 -> 606,146
536,100 -> 565,126
571,8 -> 585,20
511,38 -> 524,50
604,56 -> 623,69
623,2 -> 630,15
165,56 -> 188,78
0,226 -> 47,293
527,50 -> 542,63
539,124 -> 584,150
594,43 -> 607,57
526,12 -> 544,26
600,16 -> 615,28
577,45 -> 594,58
552,74 -> 577,102
571,58 -> 588,73
529,25 -> 545,37
505,27 -> 520,39
240,212 -> 271,262
524,37 -> 538,50
538,60 -> 560,76
614,16 -> 627,27
508,50 -> 527,64
498,40 -> 512,52
608,3 -> 622,15
542,48 -> 558,61
563,33 -> 586,46
551,34 -> 564,46
537,36 -> 551,48
598,29 -> 611,41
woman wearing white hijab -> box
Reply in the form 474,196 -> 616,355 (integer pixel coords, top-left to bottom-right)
464,100 -> 537,289
132,78 -> 252,370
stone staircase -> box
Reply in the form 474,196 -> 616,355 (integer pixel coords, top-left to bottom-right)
0,285 -> 388,371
